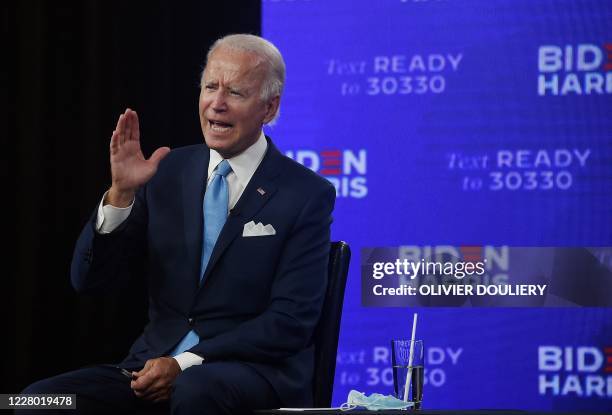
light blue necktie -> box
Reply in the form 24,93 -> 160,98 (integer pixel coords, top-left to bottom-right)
170,159 -> 232,356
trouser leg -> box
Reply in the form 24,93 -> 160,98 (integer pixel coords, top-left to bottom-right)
18,364 -> 167,414
170,362 -> 280,415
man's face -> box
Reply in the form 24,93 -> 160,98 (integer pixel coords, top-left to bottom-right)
199,47 -> 279,158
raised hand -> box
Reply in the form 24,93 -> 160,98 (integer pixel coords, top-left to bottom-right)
106,108 -> 171,207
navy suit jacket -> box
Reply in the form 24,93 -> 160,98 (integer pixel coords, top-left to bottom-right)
70,137 -> 336,406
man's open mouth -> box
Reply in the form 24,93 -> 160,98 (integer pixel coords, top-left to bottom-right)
209,120 -> 233,132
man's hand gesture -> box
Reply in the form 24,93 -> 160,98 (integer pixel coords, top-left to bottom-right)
107,108 -> 171,207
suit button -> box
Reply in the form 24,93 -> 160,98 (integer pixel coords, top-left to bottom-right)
188,317 -> 194,327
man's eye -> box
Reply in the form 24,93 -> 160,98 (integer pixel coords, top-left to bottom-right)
205,84 -> 216,90
229,90 -> 242,96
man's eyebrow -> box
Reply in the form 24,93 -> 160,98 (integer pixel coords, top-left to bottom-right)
202,80 -> 251,94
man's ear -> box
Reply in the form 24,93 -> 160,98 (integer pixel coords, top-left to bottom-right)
262,95 -> 280,124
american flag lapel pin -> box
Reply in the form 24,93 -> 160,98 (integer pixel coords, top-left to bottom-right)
257,187 -> 266,195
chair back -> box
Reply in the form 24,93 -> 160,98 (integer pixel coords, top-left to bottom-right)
312,241 -> 351,407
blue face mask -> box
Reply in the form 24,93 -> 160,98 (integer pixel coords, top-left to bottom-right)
340,390 -> 414,411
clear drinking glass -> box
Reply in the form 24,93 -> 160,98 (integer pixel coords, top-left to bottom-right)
391,339 -> 424,409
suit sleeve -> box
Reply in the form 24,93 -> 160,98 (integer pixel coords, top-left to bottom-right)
70,187 -> 148,294
190,183 -> 336,363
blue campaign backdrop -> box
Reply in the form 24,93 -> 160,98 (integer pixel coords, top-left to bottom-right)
263,0 -> 612,411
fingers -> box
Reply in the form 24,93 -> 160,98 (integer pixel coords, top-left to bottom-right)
131,376 -> 158,397
124,110 -> 133,146
131,110 -> 140,142
112,113 -> 126,147
131,374 -> 155,396
111,108 -> 138,148
123,108 -> 140,143
140,378 -> 166,399
149,147 -> 171,166
150,387 -> 172,403
131,372 -> 169,401
130,358 -> 179,402
110,129 -> 120,155
110,108 -> 160,167
117,113 -> 126,146
143,385 -> 172,403
133,359 -> 154,379
131,358 -> 162,394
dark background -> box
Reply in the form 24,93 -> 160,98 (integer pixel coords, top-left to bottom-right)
6,0 -> 260,392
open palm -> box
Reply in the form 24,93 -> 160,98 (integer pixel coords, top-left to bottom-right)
109,109 -> 170,200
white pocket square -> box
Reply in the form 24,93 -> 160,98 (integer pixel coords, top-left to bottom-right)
242,221 -> 276,237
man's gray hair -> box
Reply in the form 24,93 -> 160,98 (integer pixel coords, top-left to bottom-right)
207,34 -> 285,124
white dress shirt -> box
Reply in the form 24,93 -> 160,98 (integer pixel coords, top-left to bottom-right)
95,132 -> 268,370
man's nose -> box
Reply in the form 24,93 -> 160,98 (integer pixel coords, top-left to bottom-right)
211,91 -> 227,111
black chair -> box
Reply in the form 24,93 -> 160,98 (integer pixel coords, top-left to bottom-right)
311,241 -> 351,408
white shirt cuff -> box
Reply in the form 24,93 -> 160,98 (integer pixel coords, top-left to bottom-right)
96,191 -> 134,234
172,352 -> 204,371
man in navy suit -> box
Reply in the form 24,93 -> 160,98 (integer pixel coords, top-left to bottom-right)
21,34 -> 336,415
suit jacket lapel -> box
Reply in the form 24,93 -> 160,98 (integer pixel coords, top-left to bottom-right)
182,145 -> 209,288
199,137 -> 282,288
